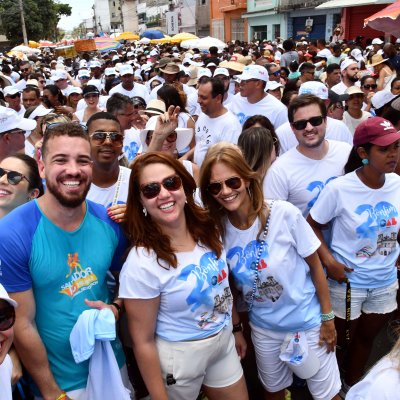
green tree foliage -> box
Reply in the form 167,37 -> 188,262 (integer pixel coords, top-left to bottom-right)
0,0 -> 71,44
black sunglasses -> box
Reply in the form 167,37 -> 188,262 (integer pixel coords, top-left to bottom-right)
140,175 -> 182,199
291,116 -> 324,130
0,305 -> 15,331
269,71 -> 280,77
362,84 -> 377,90
90,131 -> 124,146
0,167 -> 31,185
207,176 -> 242,196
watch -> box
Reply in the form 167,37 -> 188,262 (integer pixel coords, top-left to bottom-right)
232,322 -> 243,333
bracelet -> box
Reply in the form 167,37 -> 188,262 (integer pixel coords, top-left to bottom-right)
55,392 -> 67,400
321,311 -> 335,322
110,302 -> 122,317
232,322 -> 243,333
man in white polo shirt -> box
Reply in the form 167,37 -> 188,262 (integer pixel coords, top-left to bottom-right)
228,64 -> 288,129
109,64 -> 149,103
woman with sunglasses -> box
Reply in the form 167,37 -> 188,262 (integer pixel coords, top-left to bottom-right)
0,154 -> 44,219
72,85 -> 102,126
140,106 -> 199,184
360,75 -> 378,114
119,152 -> 248,400
200,143 -> 341,400
307,117 -> 400,395
0,283 -> 18,400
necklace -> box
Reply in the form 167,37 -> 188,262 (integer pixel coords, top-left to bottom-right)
248,200 -> 274,311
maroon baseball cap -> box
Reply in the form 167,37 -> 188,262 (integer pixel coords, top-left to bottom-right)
353,117 -> 400,147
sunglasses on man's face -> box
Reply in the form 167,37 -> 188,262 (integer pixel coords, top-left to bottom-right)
207,176 -> 242,196
90,131 -> 124,147
20,68 -> 30,72
291,116 -> 324,131
0,167 -> 31,185
140,175 -> 182,200
0,305 -> 15,331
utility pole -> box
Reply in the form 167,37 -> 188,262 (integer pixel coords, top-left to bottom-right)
18,0 -> 28,45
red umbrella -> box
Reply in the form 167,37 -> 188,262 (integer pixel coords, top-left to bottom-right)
364,0 -> 400,38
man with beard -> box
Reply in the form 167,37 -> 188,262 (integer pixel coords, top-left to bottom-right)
15,61 -> 32,90
213,67 -> 234,106
331,58 -> 360,95
264,94 -> 351,218
0,123 -> 129,400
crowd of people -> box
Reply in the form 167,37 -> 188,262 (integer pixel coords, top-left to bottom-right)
0,34 -> 400,400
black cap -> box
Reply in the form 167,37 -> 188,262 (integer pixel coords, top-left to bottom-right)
328,90 -> 349,105
82,85 -> 100,97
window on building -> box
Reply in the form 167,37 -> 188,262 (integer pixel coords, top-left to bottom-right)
201,0 -> 206,5
273,24 -> 280,39
212,19 -> 224,41
231,18 -> 245,42
113,1 -> 116,5
253,26 -> 267,41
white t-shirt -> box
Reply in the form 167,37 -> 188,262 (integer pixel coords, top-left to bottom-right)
87,166 -> 131,209
276,117 -> 353,154
193,110 -> 242,166
223,91 -> 235,107
224,200 -> 321,331
25,139 -> 35,158
109,83 -> 149,104
123,127 -> 141,163
310,171 -> 400,288
228,93 -> 288,129
119,244 -> 233,341
264,140 -> 352,217
346,356 -> 400,400
0,354 -> 13,400
331,81 -> 350,95
76,96 -> 109,111
342,111 -> 372,135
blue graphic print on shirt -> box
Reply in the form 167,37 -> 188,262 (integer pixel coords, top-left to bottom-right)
355,201 -> 398,258
306,176 -> 337,209
124,141 -> 139,162
178,251 -> 231,312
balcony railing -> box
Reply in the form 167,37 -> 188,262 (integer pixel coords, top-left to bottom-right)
278,0 -> 325,11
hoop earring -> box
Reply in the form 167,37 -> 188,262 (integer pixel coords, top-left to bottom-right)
142,207 -> 147,217
362,158 -> 369,165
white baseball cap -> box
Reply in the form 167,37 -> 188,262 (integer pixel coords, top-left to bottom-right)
78,69 -> 91,79
104,67 -> 117,76
0,107 -> 36,133
28,104 -> 53,120
119,64 -> 134,76
299,81 -> 329,100
316,48 -> 331,59
371,90 -> 396,109
238,65 -> 269,82
68,87 -> 83,96
3,86 -> 21,97
112,55 -> 120,62
198,68 -> 212,80
127,51 -> 134,57
350,48 -> 364,63
213,67 -> 230,78
371,38 -> 384,45
0,283 -> 17,308
90,60 -> 101,68
340,58 -> 358,72
51,70 -> 68,81
266,81 -> 283,91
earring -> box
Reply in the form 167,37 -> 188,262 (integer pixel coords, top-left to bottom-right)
142,207 -> 147,217
362,158 -> 369,165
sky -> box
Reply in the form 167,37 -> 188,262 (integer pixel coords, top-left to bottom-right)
58,0 -> 94,32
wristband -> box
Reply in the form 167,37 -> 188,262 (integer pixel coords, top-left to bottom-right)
232,322 -> 243,333
110,302 -> 122,317
321,311 -> 335,322
55,392 -> 67,400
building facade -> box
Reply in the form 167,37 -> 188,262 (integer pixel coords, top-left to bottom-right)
93,0 -> 123,34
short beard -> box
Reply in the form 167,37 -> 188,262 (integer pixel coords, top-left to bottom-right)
46,178 -> 91,208
349,75 -> 359,83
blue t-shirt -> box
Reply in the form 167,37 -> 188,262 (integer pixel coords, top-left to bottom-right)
0,200 -> 126,392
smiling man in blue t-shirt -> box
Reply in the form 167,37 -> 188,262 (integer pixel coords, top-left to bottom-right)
0,123 -> 126,399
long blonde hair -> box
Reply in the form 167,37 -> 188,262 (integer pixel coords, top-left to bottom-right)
199,142 -> 267,238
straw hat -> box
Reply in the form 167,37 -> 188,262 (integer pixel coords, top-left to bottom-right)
369,54 -> 388,67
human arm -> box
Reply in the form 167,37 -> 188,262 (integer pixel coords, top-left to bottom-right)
304,252 -> 336,353
124,297 -> 169,400
107,203 -> 127,223
307,215 -> 353,283
9,346 -> 22,385
146,105 -> 180,153
10,290 -> 72,400
376,68 -> 387,92
66,72 -> 80,87
230,287 -> 247,359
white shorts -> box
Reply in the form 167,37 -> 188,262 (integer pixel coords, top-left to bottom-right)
329,279 -> 398,320
34,365 -> 134,400
156,324 -> 243,400
250,323 -> 341,400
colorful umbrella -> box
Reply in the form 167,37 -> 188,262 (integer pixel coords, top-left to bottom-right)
39,40 -> 56,48
364,0 -> 400,37
11,45 -> 41,54
141,30 -> 165,40
150,35 -> 172,44
94,37 -> 122,53
28,41 -> 39,48
170,32 -> 198,43
116,32 -> 140,41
